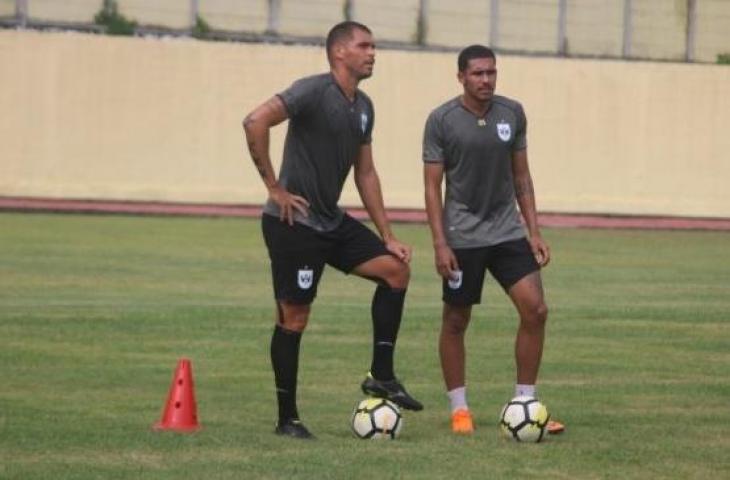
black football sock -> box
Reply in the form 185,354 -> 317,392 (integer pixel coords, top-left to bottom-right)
370,285 -> 406,381
270,324 -> 302,423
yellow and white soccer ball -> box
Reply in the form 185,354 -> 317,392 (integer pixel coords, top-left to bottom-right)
351,397 -> 402,439
499,396 -> 550,443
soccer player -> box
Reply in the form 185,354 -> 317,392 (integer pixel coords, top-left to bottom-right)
243,21 -> 423,439
422,45 -> 563,435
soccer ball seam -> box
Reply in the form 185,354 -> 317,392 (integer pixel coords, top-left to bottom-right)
499,397 -> 550,443
352,398 -> 402,440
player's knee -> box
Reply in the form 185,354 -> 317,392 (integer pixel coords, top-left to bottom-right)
381,259 -> 410,290
522,301 -> 548,330
280,314 -> 309,332
388,261 -> 411,289
442,319 -> 468,336
278,302 -> 310,332
392,261 -> 410,289
443,308 -> 470,335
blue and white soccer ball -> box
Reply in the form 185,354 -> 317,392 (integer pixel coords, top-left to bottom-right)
351,397 -> 403,439
499,396 -> 550,443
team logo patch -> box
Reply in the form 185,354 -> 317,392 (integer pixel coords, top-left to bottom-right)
297,268 -> 314,290
448,270 -> 463,290
497,121 -> 511,142
360,112 -> 368,134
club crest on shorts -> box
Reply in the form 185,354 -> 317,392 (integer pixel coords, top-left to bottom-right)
497,121 -> 511,142
297,268 -> 314,290
360,112 -> 368,134
448,270 -> 463,290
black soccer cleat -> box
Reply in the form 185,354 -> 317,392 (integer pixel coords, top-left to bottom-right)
274,419 -> 315,439
361,374 -> 424,411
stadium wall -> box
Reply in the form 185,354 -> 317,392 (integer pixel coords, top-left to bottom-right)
1,29 -> 729,218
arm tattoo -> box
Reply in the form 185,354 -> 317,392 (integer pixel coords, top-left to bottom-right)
514,177 -> 534,198
246,139 -> 267,179
243,113 -> 266,179
243,97 -> 286,183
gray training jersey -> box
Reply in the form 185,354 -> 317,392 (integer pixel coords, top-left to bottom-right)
263,73 -> 374,232
423,96 -> 527,248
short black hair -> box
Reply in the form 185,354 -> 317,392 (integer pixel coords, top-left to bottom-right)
326,21 -> 371,62
458,45 -> 496,72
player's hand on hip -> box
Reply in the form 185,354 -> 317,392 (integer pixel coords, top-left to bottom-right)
268,185 -> 309,226
435,243 -> 459,280
385,238 -> 412,263
529,235 -> 551,267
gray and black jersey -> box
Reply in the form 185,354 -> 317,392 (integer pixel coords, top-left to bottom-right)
263,73 -> 374,232
423,95 -> 528,248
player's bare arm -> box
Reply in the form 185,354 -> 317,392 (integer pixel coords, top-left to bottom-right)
243,96 -> 309,225
511,148 -> 550,266
354,144 -> 411,263
424,162 -> 459,279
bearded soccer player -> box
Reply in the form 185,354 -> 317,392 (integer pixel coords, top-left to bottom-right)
243,21 -> 423,439
422,45 -> 563,435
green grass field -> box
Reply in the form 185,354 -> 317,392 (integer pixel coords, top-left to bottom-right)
1,212 -> 729,479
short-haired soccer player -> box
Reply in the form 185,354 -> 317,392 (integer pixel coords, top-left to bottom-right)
243,21 -> 423,439
422,45 -> 563,435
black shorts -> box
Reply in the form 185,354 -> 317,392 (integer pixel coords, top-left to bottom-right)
443,237 -> 539,306
262,213 -> 390,304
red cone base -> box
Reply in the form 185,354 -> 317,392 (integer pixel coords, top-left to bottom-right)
153,358 -> 201,432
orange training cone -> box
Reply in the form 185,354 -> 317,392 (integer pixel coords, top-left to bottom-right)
153,358 -> 201,432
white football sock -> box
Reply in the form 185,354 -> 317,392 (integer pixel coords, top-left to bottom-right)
447,386 -> 468,413
515,384 -> 536,398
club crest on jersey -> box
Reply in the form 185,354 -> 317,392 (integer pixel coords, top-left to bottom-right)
497,121 -> 511,142
360,112 -> 368,134
448,270 -> 463,290
297,268 -> 313,290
